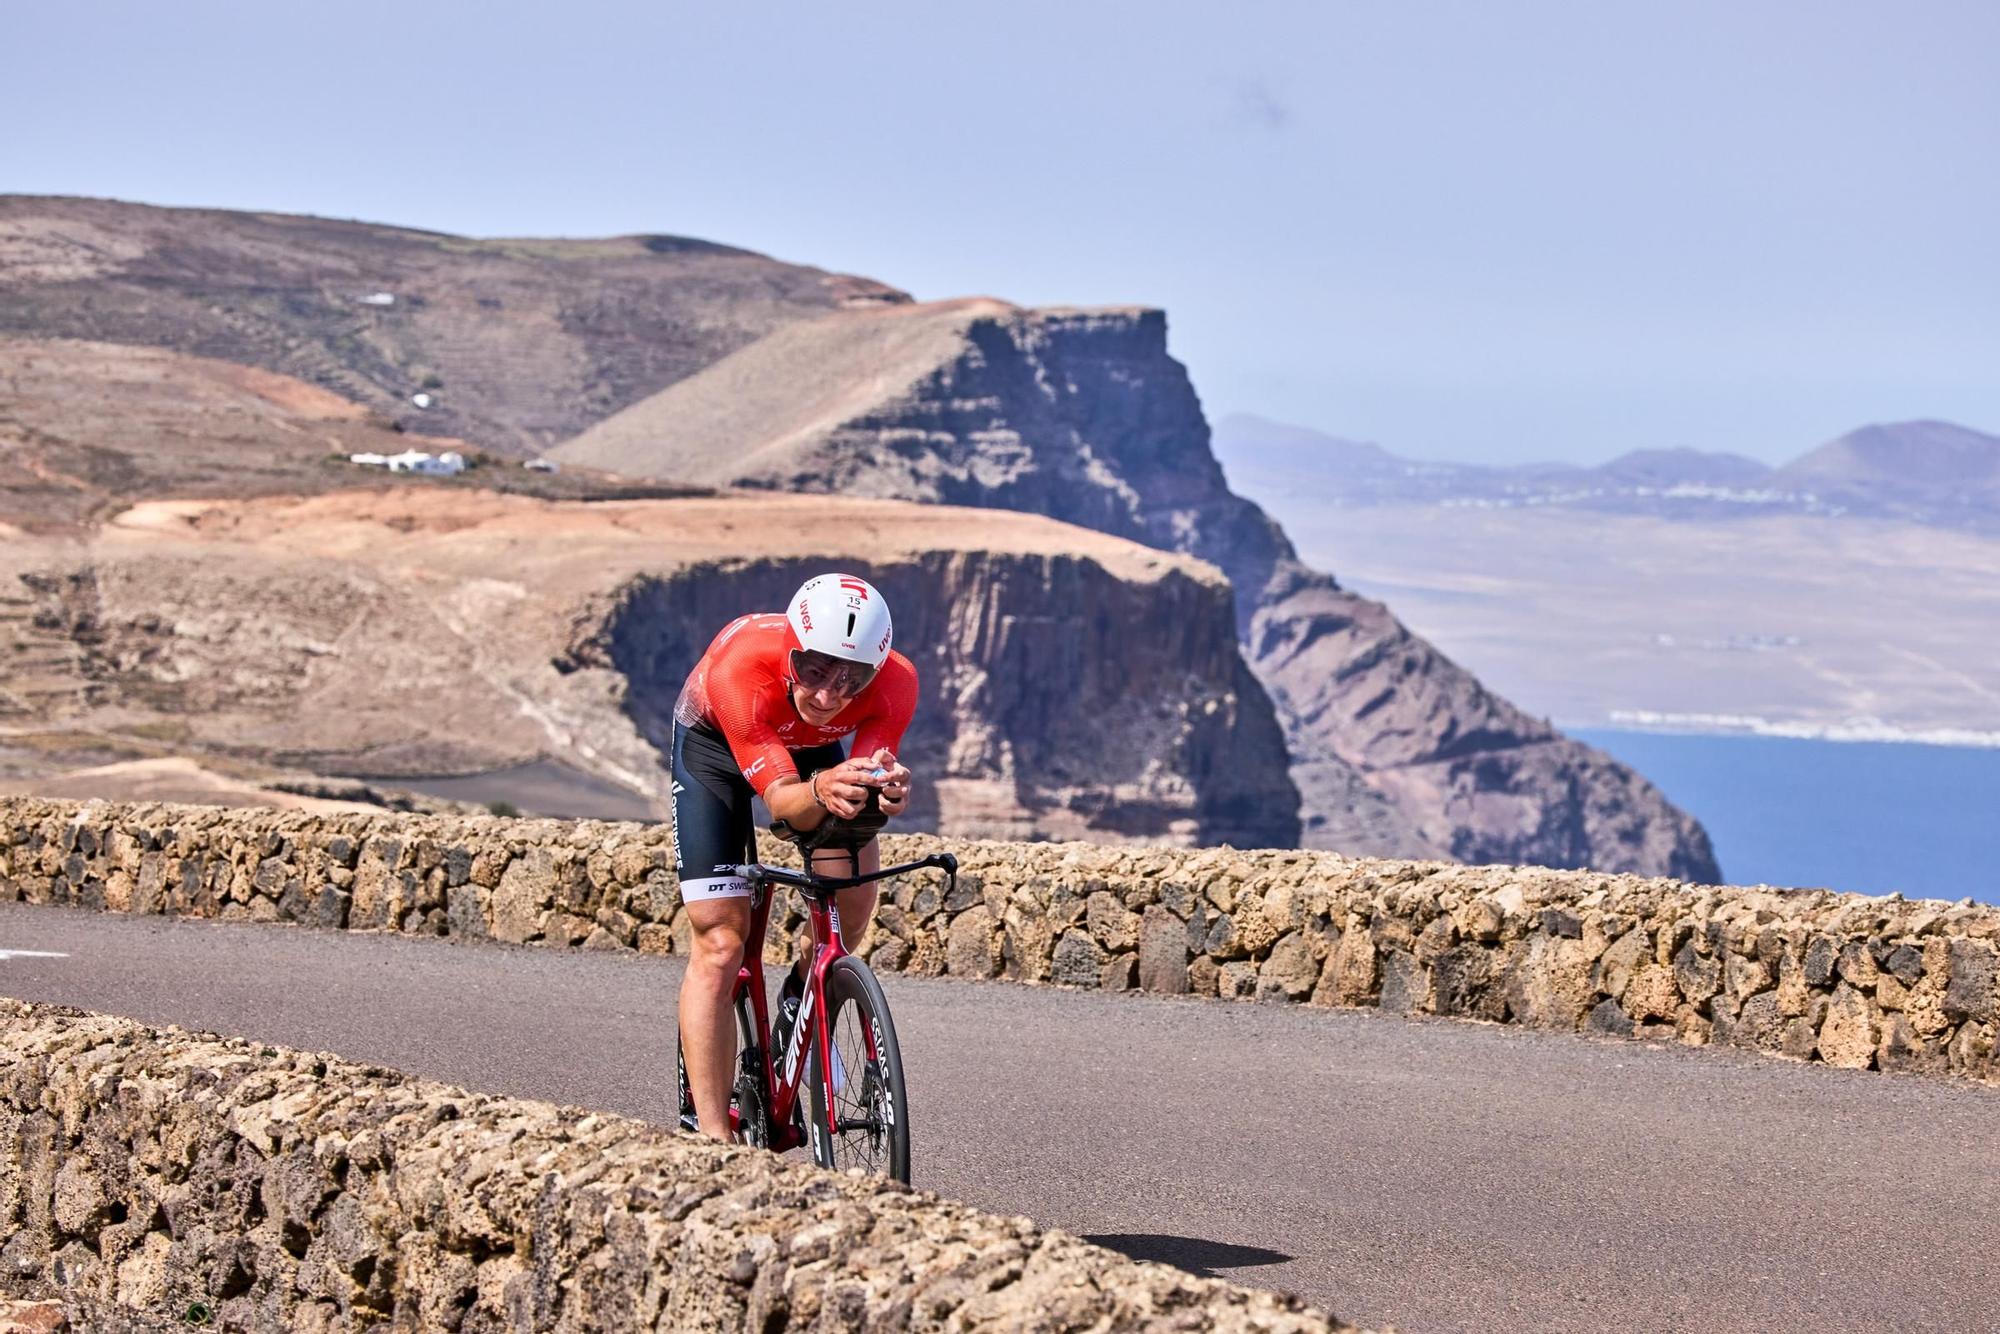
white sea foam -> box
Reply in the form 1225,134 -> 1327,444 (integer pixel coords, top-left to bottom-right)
1605,710 -> 2000,750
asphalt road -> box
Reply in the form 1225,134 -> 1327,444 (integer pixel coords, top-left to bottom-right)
2,901 -> 1994,1333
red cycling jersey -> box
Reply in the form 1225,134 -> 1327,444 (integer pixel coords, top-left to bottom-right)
673,613 -> 918,795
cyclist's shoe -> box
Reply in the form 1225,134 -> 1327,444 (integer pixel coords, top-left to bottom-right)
678,1111 -> 700,1134
771,964 -> 805,1060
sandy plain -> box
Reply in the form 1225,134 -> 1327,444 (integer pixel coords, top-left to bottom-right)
1261,500 -> 2000,738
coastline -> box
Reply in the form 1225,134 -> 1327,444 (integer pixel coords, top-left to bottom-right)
1596,710 -> 2000,750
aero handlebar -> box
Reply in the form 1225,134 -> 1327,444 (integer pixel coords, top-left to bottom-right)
742,852 -> 958,898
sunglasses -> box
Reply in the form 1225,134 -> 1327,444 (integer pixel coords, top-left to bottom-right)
790,648 -> 877,696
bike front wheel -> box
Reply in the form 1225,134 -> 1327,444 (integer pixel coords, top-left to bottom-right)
806,955 -> 911,1184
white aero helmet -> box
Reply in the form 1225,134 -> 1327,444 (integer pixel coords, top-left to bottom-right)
787,572 -> 893,671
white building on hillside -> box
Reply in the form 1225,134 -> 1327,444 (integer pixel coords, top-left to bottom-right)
348,450 -> 467,476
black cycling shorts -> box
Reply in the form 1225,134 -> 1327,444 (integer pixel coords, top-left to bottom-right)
670,719 -> 844,902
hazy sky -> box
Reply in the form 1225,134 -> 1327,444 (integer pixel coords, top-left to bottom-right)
9,1 -> 1996,463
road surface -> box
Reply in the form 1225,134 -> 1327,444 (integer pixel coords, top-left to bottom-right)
2,901 -> 1993,1332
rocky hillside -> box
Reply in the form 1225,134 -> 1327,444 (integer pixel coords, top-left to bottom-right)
0,488 -> 1296,848
556,301 -> 1719,878
0,195 -> 907,456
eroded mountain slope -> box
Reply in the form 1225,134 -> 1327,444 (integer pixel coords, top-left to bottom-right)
0,195 -> 907,455
557,300 -> 1718,878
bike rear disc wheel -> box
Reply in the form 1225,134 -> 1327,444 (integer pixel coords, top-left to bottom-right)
807,955 -> 911,1184
676,987 -> 769,1143
730,989 -> 771,1148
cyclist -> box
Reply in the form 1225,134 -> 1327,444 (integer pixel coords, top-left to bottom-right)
671,572 -> 916,1140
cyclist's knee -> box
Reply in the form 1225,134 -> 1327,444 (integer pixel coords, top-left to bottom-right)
692,924 -> 748,976
683,896 -> 749,973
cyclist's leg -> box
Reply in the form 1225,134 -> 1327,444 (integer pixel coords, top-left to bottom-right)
672,721 -> 758,1139
809,839 -> 883,953
681,896 -> 751,1137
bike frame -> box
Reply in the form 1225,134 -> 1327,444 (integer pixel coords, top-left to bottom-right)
729,849 -> 957,1152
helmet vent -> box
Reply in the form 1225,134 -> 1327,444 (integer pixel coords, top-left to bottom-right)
846,612 -> 856,636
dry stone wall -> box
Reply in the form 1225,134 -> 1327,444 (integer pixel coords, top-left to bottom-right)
3,797 -> 1996,1085
0,1000 -> 1360,1332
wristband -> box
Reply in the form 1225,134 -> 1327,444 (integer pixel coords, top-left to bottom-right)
807,770 -> 827,810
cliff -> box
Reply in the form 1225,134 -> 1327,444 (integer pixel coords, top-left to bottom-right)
556,301 -> 1719,879
0,489 -> 1296,849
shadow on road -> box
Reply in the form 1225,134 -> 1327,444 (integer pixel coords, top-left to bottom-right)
1081,1232 -> 1293,1278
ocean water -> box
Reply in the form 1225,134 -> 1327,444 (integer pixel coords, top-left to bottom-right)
1572,729 -> 2000,906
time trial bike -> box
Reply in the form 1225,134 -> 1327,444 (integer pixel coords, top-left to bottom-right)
676,813 -> 955,1185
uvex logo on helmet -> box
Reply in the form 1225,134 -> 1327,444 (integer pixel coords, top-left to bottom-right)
787,572 -> 893,672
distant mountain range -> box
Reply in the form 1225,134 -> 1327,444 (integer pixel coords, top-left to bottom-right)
1214,416 -> 2000,532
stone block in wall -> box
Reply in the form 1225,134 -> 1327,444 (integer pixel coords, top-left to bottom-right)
1674,938 -> 1721,1009
1157,880 -> 1198,918
1592,927 -> 1649,1002
1085,892 -> 1139,953
1136,905 -> 1189,994
1883,944 -> 1925,985
946,906 -> 1001,979
1327,924 -> 1379,1007
491,849 -> 556,944
1507,935 -> 1597,1031
1452,896 -> 1504,944
1218,960 -> 1258,999
1942,940 -> 1997,1023
1722,992 -> 1816,1059
1947,1020 -> 1994,1077
1587,999 -> 1635,1037
1723,951 -> 1771,1005
1100,953 -> 1135,992
1623,965 -> 1679,1024
1816,983 -> 1879,1069
1837,940 -> 1880,988
1377,951 -> 1432,1017
1900,975 -> 1952,1042
999,905 -> 1053,984
1774,948 -> 1812,1018
1255,932 -> 1317,1002
1050,930 -> 1104,988
1428,944 -> 1502,1020
1878,1012 -> 1947,1075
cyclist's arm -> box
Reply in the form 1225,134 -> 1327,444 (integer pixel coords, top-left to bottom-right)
848,656 -> 919,815
704,657 -> 829,819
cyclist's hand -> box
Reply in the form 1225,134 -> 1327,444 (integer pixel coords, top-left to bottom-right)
859,748 -> 912,816
815,758 -> 879,820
